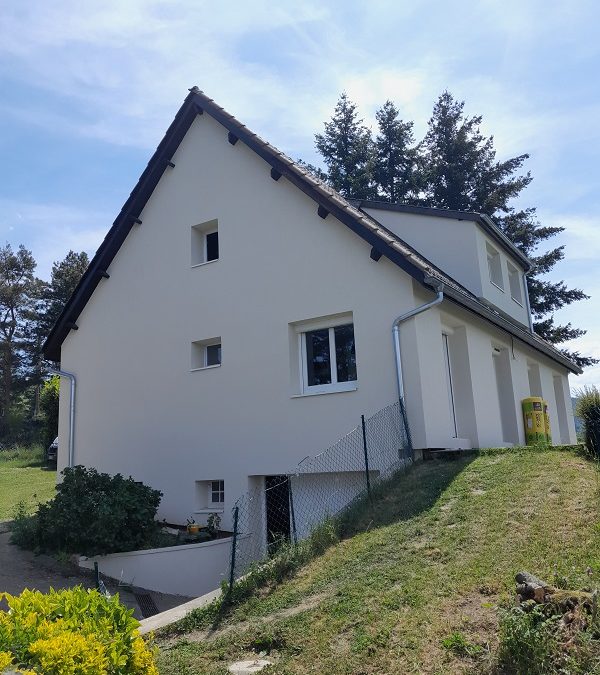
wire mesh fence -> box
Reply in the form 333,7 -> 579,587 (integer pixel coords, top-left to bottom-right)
228,399 -> 412,589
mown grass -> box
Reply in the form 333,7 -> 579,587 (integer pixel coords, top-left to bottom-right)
158,448 -> 600,674
0,445 -> 56,520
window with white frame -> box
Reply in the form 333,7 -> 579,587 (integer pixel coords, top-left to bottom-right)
486,243 -> 504,290
191,219 -> 219,266
191,337 -> 222,370
507,262 -> 523,304
210,480 -> 224,504
300,320 -> 357,393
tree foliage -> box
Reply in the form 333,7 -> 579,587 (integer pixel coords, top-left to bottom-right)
0,246 -> 88,441
311,91 -> 594,368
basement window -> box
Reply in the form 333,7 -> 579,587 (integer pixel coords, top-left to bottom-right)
191,338 -> 222,370
507,262 -> 523,305
210,480 -> 225,504
191,219 -> 219,266
486,243 -> 504,290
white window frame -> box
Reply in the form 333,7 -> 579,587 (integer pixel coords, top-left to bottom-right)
299,317 -> 357,395
191,219 -> 219,267
507,262 -> 523,305
210,480 -> 225,504
191,337 -> 222,371
204,229 -> 219,263
486,243 -> 504,291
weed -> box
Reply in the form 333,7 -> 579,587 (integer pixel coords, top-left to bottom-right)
441,631 -> 485,658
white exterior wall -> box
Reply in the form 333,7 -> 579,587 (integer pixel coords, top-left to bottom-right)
57,111 -> 577,532
474,228 -> 530,327
362,208 -> 483,295
363,207 -> 530,328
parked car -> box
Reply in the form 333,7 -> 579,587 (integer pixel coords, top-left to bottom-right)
46,437 -> 58,465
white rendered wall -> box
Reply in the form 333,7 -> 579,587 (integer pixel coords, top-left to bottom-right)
362,208 -> 483,295
57,111 -> 577,532
79,537 -> 233,597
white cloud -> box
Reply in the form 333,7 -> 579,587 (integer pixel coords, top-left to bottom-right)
0,199 -> 108,279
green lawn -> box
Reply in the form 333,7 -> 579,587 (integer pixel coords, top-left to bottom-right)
0,447 -> 56,520
158,448 -> 600,674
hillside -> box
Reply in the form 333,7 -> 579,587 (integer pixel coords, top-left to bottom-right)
158,448 -> 600,674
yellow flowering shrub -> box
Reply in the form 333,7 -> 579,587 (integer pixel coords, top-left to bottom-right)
0,587 -> 158,674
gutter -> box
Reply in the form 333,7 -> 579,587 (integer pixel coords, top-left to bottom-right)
393,276 -> 445,402
49,369 -> 76,468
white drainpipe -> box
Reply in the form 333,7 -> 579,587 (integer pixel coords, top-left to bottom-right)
392,277 -> 445,403
49,369 -> 76,468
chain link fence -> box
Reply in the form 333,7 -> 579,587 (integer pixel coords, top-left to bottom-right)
228,400 -> 412,590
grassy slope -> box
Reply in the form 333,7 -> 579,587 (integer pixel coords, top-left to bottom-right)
159,449 -> 599,674
0,448 -> 56,520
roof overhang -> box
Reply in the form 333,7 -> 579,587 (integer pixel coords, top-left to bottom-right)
352,200 -> 533,272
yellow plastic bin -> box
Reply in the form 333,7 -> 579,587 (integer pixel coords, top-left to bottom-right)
522,397 -> 546,445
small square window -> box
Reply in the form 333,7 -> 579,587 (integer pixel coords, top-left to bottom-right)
191,337 -> 222,370
210,480 -> 224,504
191,219 -> 219,266
486,243 -> 504,290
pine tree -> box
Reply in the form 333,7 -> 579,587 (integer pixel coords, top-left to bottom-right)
373,100 -> 418,202
44,250 -> 89,334
309,91 -> 594,368
315,93 -> 376,199
419,92 -> 594,368
0,243 -> 38,423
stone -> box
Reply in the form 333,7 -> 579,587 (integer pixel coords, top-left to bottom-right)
228,658 -> 273,674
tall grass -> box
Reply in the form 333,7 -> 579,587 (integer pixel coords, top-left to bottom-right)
0,444 -> 45,467
575,386 -> 600,457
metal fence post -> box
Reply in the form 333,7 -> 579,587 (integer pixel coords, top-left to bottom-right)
361,414 -> 373,503
288,477 -> 298,545
228,506 -> 239,594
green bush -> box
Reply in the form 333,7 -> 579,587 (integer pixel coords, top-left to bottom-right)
12,466 -> 163,556
497,603 -> 560,674
0,586 -> 158,674
576,386 -> 600,457
39,375 -> 60,448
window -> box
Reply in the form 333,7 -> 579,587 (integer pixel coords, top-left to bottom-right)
191,337 -> 222,370
210,480 -> 225,504
486,243 -> 503,290
191,219 -> 219,266
301,322 -> 357,393
507,263 -> 523,304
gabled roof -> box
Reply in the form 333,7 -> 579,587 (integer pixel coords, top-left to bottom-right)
42,88 -> 581,374
350,200 -> 533,271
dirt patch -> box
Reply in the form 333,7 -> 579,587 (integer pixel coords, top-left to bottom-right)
161,591 -> 330,647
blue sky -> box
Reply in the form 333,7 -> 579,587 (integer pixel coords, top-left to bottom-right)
0,0 -> 598,387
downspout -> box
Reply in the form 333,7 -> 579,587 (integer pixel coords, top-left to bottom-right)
49,369 -> 76,468
523,272 -> 534,332
392,276 -> 445,403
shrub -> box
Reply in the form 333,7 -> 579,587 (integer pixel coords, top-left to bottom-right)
39,375 -> 60,448
576,386 -> 600,457
12,465 -> 162,556
0,586 -> 158,674
497,603 -> 560,674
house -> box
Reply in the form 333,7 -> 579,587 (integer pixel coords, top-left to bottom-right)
43,88 -> 580,533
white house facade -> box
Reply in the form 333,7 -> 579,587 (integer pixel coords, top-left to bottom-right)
44,89 -> 580,532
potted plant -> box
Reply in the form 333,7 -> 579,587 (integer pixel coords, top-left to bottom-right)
207,512 -> 221,539
186,517 -> 199,534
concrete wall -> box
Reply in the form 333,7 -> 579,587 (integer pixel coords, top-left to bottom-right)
79,537 -> 234,597
57,110 -> 578,532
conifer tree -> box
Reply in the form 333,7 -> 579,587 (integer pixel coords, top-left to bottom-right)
419,92 -> 593,367
373,100 -> 418,202
315,93 -> 376,199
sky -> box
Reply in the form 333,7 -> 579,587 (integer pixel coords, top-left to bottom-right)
0,0 -> 598,388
